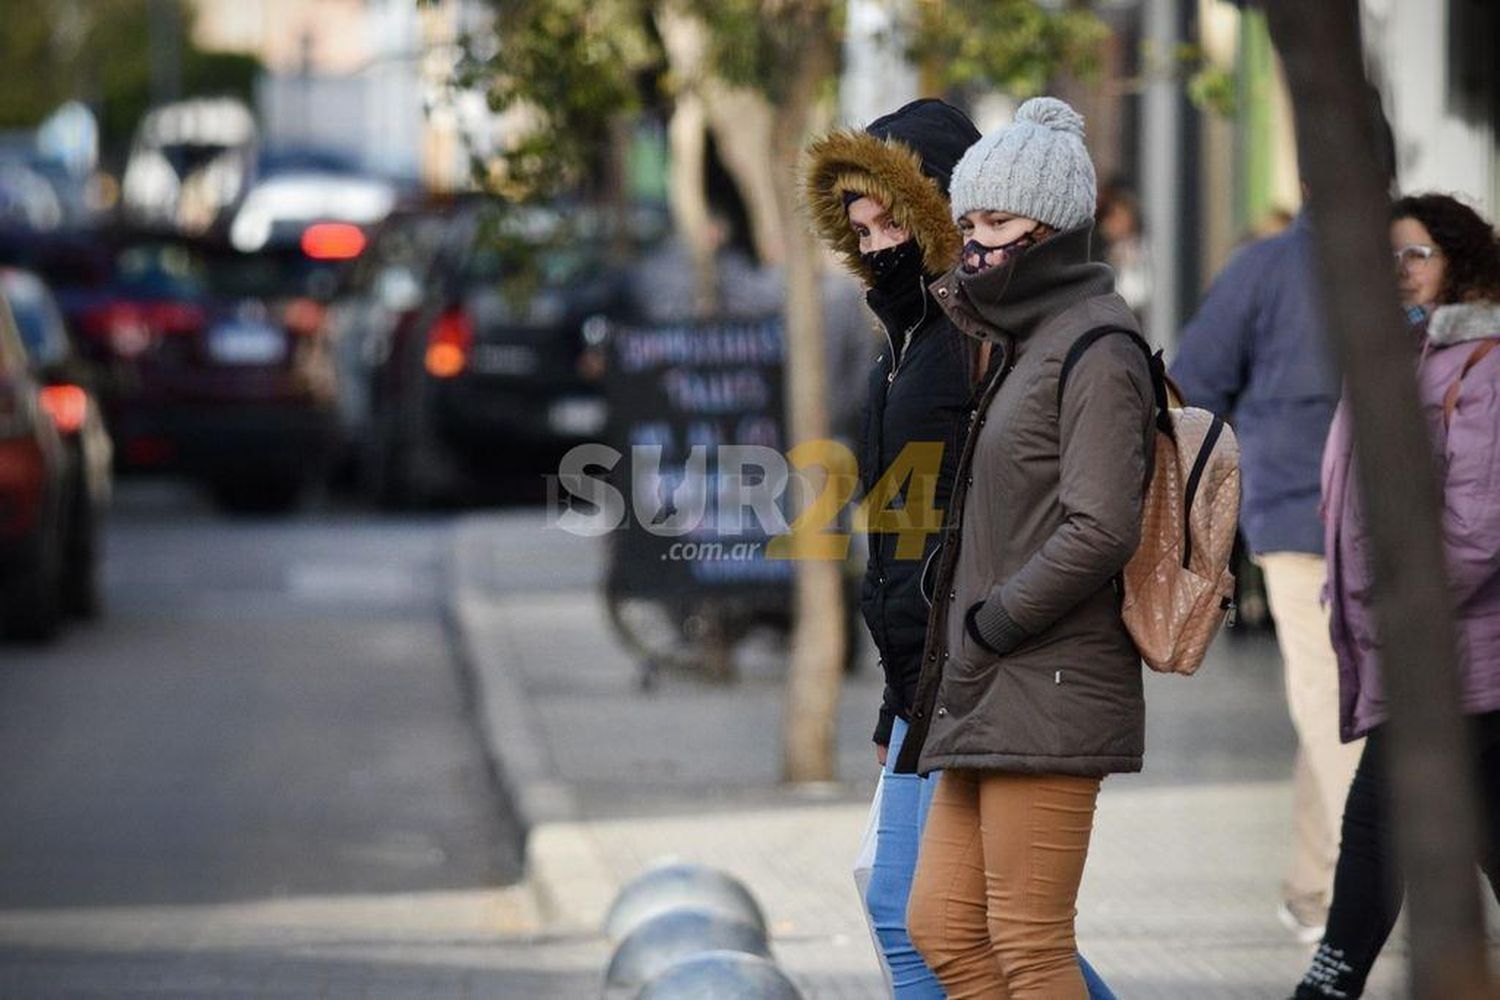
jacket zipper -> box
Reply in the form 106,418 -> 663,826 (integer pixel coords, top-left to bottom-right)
894,340 -> 1013,774
885,273 -> 930,386
871,274 -> 932,587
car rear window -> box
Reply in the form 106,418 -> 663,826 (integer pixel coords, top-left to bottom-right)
107,242 -> 342,303
114,243 -> 210,300
0,272 -> 67,366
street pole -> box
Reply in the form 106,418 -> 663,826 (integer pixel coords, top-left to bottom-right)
1262,2 -> 1495,997
1141,0 -> 1181,352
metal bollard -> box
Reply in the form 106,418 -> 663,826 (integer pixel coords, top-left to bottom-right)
604,861 -> 768,943
634,950 -> 804,999
603,907 -> 770,996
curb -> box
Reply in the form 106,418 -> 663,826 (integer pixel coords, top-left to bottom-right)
446,514 -> 621,932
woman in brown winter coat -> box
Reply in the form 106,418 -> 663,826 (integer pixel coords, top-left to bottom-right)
896,97 -> 1156,1000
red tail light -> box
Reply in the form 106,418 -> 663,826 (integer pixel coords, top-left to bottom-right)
39,385 -> 88,435
81,301 -> 207,357
301,222 -> 367,260
425,309 -> 473,379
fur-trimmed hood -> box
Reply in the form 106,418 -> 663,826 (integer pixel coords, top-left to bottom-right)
1429,301 -> 1500,347
803,99 -> 979,285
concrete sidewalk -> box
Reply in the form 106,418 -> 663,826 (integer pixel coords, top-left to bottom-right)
449,510 -> 1419,998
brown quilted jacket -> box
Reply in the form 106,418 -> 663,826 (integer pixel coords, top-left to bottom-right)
894,225 -> 1155,778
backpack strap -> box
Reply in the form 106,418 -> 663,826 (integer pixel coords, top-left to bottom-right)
1442,338 -> 1497,430
1057,325 -> 1173,436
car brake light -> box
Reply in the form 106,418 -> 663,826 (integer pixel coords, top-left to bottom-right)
425,309 -> 473,379
302,222 -> 367,260
39,385 -> 88,435
82,301 -> 207,357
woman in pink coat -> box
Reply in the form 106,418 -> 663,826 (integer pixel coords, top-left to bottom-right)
1294,193 -> 1500,998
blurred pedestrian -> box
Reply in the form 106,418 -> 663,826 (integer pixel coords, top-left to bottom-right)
1169,198 -> 1361,944
804,97 -> 1113,1000
1094,181 -> 1152,319
1292,193 -> 1500,999
895,96 -> 1150,1000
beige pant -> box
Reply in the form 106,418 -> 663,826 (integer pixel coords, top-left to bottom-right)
908,770 -> 1100,999
1259,551 -> 1365,911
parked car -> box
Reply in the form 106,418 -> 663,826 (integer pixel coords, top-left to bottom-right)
322,205 -> 450,488
31,233 -> 342,512
332,201 -> 619,506
1,268 -> 111,624
0,281 -> 72,640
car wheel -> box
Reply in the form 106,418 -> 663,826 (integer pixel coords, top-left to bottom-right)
2,534 -> 64,642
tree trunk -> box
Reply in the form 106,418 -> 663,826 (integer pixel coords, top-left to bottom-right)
1262,3 -> 1495,997
704,84 -> 786,266
657,5 -> 720,312
770,29 -> 844,785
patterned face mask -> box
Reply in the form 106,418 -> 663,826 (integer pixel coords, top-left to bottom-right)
960,228 -> 1041,275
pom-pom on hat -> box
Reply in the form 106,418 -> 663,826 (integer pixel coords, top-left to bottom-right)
947,96 -> 1097,232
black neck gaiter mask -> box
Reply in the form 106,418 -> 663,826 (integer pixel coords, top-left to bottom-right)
863,239 -> 931,347
862,239 -> 926,295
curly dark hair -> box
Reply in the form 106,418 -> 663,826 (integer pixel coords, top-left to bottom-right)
1391,193 -> 1500,304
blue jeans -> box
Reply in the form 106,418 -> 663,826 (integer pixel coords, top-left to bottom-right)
865,718 -> 1116,999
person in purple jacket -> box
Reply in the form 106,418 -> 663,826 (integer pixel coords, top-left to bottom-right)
1292,193 -> 1500,999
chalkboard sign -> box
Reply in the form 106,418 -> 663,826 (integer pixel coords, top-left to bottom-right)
603,314 -> 795,598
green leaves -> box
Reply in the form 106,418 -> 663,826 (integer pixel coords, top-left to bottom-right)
699,0 -> 840,105
909,0 -> 1109,98
461,0 -> 657,200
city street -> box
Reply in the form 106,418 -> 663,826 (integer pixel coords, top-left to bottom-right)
0,484 -> 1480,998
1,1 -> 1494,997
0,483 -> 593,997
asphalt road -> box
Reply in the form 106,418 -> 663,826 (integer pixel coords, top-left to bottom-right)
0,483 -> 576,997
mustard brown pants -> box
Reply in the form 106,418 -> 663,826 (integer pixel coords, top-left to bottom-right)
907,768 -> 1101,999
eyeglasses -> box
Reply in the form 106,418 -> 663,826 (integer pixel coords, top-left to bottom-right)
1394,244 -> 1439,270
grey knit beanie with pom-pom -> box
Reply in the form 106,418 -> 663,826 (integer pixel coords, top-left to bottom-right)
947,96 -> 1097,231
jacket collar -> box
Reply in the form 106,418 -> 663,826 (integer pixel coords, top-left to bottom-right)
1428,301 -> 1500,347
866,270 -> 935,341
929,224 -> 1113,345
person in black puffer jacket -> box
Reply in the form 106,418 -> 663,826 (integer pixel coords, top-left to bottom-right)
806,99 -> 976,765
803,99 -> 1114,1000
